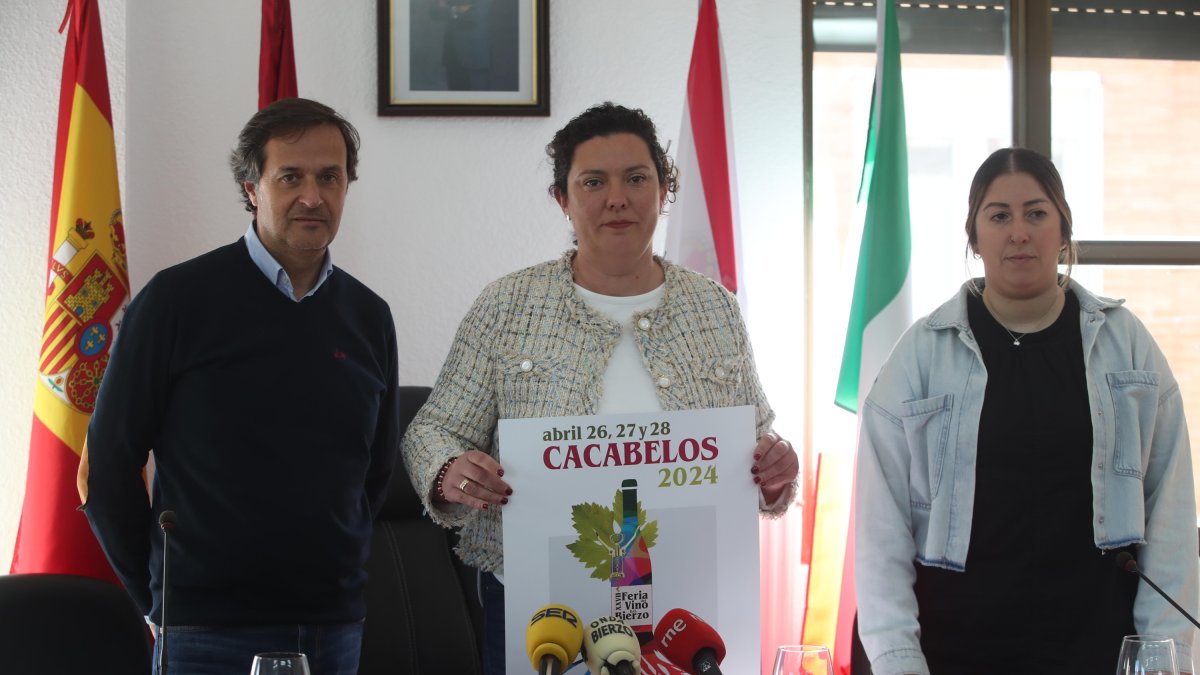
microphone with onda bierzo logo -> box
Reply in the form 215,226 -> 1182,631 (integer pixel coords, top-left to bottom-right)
581,615 -> 641,675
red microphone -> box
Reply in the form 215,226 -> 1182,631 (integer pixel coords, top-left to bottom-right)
652,608 -> 726,675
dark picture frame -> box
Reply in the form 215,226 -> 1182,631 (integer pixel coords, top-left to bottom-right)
378,0 -> 550,116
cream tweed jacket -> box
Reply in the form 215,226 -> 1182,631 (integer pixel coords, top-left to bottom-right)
402,250 -> 789,573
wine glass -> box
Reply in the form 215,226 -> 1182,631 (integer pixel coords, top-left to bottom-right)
1116,634 -> 1177,675
1176,644 -> 1195,675
773,645 -> 834,675
250,652 -> 311,675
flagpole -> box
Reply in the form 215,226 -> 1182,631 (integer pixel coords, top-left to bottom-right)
800,0 -> 816,569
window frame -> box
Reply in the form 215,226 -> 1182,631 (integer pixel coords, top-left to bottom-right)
798,0 -> 1200,506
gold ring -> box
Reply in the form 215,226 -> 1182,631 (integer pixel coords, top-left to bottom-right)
458,478 -> 471,492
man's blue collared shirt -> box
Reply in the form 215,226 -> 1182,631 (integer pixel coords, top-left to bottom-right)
243,223 -> 333,301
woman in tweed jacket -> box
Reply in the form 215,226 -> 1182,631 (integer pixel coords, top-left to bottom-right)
402,102 -> 798,674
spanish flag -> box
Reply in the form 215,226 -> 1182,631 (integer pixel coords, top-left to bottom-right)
11,0 -> 127,582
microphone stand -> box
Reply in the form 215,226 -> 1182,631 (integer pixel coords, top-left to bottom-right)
1118,551 -> 1200,630
158,511 -> 176,675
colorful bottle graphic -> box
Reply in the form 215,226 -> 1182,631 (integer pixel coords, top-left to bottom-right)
610,478 -> 654,646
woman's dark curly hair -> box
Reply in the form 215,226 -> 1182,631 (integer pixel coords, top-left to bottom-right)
546,102 -> 679,204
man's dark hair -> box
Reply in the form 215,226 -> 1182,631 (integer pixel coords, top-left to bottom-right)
229,98 -> 361,212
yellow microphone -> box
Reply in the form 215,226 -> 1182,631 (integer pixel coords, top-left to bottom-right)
525,604 -> 584,675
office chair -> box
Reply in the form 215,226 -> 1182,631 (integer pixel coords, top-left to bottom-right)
359,385 -> 483,675
0,573 -> 151,674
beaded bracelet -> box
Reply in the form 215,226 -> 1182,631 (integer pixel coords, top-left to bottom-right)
434,456 -> 458,501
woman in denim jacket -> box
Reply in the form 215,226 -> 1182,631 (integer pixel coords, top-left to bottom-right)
855,148 -> 1197,675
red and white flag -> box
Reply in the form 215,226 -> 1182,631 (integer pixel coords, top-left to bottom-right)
259,0 -> 297,109
664,0 -> 741,296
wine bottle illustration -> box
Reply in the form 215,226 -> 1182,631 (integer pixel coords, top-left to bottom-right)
610,478 -> 654,646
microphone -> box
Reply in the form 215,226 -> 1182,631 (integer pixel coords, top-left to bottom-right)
580,616 -> 641,675
653,608 -> 726,675
525,604 -> 584,675
157,510 -> 176,675
1115,551 -> 1200,630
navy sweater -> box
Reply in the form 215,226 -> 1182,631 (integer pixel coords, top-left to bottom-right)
84,240 -> 400,626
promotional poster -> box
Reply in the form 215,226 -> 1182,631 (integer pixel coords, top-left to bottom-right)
499,406 -> 761,673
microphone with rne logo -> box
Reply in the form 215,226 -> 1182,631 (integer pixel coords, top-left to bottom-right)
653,608 -> 726,675
157,510 -> 177,675
1115,551 -> 1200,630
525,604 -> 584,675
580,615 -> 641,675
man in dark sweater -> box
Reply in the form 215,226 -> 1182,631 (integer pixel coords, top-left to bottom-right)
80,98 -> 400,674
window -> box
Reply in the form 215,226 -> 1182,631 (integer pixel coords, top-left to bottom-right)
1050,0 -> 1200,505
800,0 -> 1200,521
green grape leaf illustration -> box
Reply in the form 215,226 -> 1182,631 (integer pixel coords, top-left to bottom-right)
566,502 -> 617,580
640,518 -> 658,550
572,501 -> 614,540
568,486 -> 659,581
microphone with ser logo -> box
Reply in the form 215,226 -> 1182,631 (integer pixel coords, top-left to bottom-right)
653,608 -> 727,675
525,604 -> 584,675
581,615 -> 641,675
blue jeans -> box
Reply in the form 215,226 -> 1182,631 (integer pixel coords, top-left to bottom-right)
152,621 -> 363,675
480,572 -> 506,675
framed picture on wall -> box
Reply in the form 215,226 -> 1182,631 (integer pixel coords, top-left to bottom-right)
377,0 -> 550,116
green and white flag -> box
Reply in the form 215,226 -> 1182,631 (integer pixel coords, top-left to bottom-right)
834,0 -> 912,414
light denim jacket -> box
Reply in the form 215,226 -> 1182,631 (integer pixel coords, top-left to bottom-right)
855,279 -> 1198,675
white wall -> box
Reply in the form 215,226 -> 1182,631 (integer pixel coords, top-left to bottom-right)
0,0 -> 804,571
